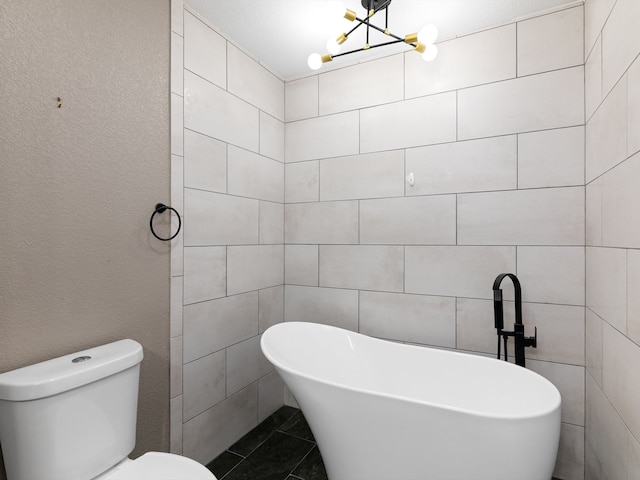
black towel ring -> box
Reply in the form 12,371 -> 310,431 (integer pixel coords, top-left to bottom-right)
149,203 -> 181,241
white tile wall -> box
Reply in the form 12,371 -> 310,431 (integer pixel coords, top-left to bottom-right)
603,322 -> 640,441
517,246 -> 585,306
183,246 -> 226,305
228,146 -> 284,203
226,335 -> 273,395
405,246 -> 516,299
285,161 -> 318,204
319,55 -> 403,115
258,285 -> 284,334
227,44 -> 284,121
555,423 -> 585,479
585,74 -> 627,182
319,245 -> 404,292
184,189 -> 258,246
586,246 -> 627,333
285,111 -> 359,162
184,71 -> 259,152
284,76 -> 318,122
319,150 -> 405,201
601,0 -> 640,94
584,0 -> 615,58
183,350 -> 226,421
405,136 -> 517,195
517,7 -> 583,77
457,187 -> 585,246
285,245 -> 318,286
259,201 -> 283,245
586,177 -> 602,246
458,66 -> 584,140
171,32 -> 183,96
628,250 -> 640,345
360,92 -> 457,153
227,245 -> 284,295
184,129 -> 227,193
259,112 -> 285,162
405,25 -> 516,99
585,37 -> 602,121
600,152 -> 640,248
258,370 -> 285,422
284,285 -> 358,330
171,93 -> 183,156
183,12 -> 226,88
586,308 -> 604,388
285,201 -> 358,244
359,196 -> 456,245
628,58 -> 640,157
360,291 -> 456,347
183,292 -> 259,363
518,127 -> 585,188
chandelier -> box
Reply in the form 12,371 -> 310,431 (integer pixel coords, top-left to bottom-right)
308,0 -> 438,71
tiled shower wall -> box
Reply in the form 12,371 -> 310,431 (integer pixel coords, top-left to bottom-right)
169,1 -> 285,465
283,5 -> 585,479
584,0 -> 640,478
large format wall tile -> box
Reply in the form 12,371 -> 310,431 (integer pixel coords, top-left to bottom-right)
183,246 -> 227,305
360,291 -> 456,347
183,292 -> 259,363
517,246 -> 585,306
319,150 -> 405,201
284,285 -> 358,330
285,111 -> 359,162
258,285 -> 284,334
405,246 -> 516,299
360,92 -> 457,153
319,55 -> 403,115
259,112 -> 284,162
184,71 -> 259,152
585,38 -> 602,122
628,250 -> 640,345
586,247 -> 627,333
285,245 -> 318,286
184,189 -> 258,246
600,152 -> 640,248
360,196 -> 456,245
319,245 -> 404,292
285,201 -> 358,244
586,74 -> 627,182
629,57 -> 640,157
228,146 -> 284,203
183,350 -> 226,421
285,76 -> 318,122
227,44 -> 284,121
458,67 -> 584,140
603,322 -> 640,442
584,0 -> 616,59
285,161 -> 319,203
227,245 -> 284,295
601,0 -> 640,94
457,187 -> 585,245
405,24 -> 516,99
517,7 -> 583,77
259,201 -> 284,245
405,136 -> 517,195
184,129 -> 227,193
586,308 -> 603,388
183,384 -> 258,464
518,127 -> 584,188
183,11 -> 226,89
226,335 -> 273,395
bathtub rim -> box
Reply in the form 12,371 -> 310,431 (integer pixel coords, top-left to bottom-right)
261,321 -> 561,421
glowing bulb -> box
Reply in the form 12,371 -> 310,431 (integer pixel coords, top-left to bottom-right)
308,53 -> 323,70
326,37 -> 342,55
418,24 -> 438,45
421,43 -> 438,62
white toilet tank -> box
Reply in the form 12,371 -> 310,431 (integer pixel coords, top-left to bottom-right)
0,339 -> 144,480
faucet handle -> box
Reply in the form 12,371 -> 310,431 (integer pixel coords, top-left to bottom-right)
524,326 -> 537,348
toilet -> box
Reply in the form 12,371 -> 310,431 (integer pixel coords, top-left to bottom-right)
0,339 -> 217,480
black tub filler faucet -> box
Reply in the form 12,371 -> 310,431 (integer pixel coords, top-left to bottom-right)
493,273 -> 537,367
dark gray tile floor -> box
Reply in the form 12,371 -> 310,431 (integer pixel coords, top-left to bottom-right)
205,406 -> 328,480
205,405 -> 564,480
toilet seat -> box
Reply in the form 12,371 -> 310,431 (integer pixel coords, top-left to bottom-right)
100,452 -> 217,480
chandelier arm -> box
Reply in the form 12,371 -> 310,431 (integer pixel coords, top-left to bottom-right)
351,17 -> 406,43
332,38 -> 406,59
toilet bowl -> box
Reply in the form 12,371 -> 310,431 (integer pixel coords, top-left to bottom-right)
0,339 -> 217,480
94,452 -> 215,480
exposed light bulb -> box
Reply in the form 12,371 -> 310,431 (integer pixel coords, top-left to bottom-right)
326,37 -> 342,55
418,24 -> 438,45
308,53 -> 323,70
421,43 -> 438,62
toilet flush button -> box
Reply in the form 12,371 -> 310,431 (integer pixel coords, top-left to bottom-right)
72,356 -> 92,363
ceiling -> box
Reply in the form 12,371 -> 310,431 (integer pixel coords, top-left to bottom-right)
183,0 -> 581,81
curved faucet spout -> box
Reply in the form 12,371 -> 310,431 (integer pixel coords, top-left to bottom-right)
493,273 -> 535,367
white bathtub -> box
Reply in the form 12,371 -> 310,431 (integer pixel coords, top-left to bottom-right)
261,322 -> 561,480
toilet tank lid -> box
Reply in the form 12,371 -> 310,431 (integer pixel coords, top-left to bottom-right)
0,339 -> 143,401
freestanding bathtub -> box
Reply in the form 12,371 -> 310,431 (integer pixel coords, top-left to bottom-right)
261,322 -> 561,480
